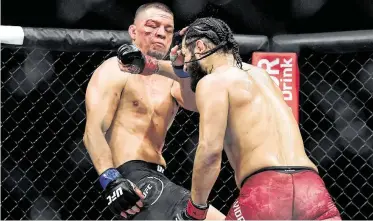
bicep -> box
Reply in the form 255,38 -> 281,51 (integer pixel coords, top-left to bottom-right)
85,83 -> 118,130
196,79 -> 229,148
85,60 -> 126,131
170,81 -> 183,106
171,79 -> 198,112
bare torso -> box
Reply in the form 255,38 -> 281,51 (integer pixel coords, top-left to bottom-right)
103,58 -> 178,168
216,64 -> 317,187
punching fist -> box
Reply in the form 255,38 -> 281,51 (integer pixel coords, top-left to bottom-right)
170,27 -> 188,67
170,27 -> 190,78
117,44 -> 159,75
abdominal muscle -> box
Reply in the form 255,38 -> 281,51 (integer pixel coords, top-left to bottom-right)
105,111 -> 174,168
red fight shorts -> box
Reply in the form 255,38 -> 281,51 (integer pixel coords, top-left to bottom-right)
226,166 -> 341,220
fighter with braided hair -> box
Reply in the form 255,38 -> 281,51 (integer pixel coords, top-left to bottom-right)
174,17 -> 341,220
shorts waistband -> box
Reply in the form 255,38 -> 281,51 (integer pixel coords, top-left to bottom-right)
241,166 -> 318,188
117,160 -> 166,177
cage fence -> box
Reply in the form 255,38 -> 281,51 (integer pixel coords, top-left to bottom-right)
1,45 -> 373,220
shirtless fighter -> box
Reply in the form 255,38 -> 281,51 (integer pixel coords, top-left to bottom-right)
174,17 -> 342,220
83,3 -> 224,220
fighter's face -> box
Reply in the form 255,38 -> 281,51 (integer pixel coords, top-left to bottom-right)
181,41 -> 208,92
188,54 -> 208,92
129,8 -> 174,59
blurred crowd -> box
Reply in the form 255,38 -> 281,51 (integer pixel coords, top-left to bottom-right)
2,0 -> 373,35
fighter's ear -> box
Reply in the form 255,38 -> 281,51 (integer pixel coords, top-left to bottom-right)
195,39 -> 207,53
128,25 -> 136,40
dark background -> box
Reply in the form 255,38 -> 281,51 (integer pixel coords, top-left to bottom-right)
2,47 -> 372,220
2,0 -> 373,35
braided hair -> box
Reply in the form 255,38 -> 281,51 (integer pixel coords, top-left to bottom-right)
184,17 -> 242,69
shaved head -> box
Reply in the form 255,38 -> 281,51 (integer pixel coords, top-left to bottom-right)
128,2 -> 174,60
134,3 -> 173,22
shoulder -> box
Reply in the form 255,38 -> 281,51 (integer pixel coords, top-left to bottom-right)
195,73 -> 230,112
195,73 -> 228,97
90,56 -> 130,85
93,56 -> 126,76
242,62 -> 270,77
86,57 -> 130,98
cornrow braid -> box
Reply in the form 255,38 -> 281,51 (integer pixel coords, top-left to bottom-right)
184,17 -> 242,69
225,25 -> 242,69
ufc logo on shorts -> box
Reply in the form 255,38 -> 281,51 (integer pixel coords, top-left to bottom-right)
107,188 -> 123,205
143,184 -> 153,198
157,165 -> 164,173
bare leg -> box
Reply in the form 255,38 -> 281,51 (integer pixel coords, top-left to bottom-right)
206,205 -> 226,220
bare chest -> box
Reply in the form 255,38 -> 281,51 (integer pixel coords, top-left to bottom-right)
121,75 -> 175,114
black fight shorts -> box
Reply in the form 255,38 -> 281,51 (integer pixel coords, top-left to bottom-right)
116,160 -> 190,220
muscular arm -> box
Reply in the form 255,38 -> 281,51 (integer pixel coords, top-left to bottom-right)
83,58 -> 128,175
157,60 -> 198,112
190,77 -> 229,205
156,61 -> 254,112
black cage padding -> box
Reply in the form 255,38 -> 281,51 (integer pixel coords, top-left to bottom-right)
1,27 -> 269,53
1,28 -> 372,220
272,30 -> 373,53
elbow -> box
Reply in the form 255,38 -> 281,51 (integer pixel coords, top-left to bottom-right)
197,142 -> 222,165
204,152 -> 221,166
83,130 -> 90,149
83,127 -> 99,149
183,102 -> 199,112
178,95 -> 198,112
175,98 -> 198,112
187,102 -> 199,112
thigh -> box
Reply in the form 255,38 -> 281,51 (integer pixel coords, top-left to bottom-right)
131,176 -> 190,220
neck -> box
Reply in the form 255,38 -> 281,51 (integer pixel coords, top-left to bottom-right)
205,53 -> 235,74
132,41 -> 142,51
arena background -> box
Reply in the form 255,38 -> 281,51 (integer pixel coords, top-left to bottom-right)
1,0 -> 373,220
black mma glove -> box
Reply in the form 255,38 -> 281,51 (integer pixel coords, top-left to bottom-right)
169,30 -> 190,78
172,30 -> 183,48
117,30 -> 189,78
117,44 -> 159,75
100,168 -> 141,217
175,199 -> 209,220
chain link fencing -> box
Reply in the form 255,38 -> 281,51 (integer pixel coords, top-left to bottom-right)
1,46 -> 372,220
298,50 -> 373,220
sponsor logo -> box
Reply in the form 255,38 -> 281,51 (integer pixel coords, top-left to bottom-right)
139,177 -> 164,205
232,200 -> 245,221
157,165 -> 165,173
253,52 -> 299,122
143,184 -> 153,198
257,57 -> 294,101
106,188 -> 123,205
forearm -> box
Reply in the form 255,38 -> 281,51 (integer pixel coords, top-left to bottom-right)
157,60 -> 197,111
157,60 -> 184,81
83,128 -> 114,175
191,144 -> 222,205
